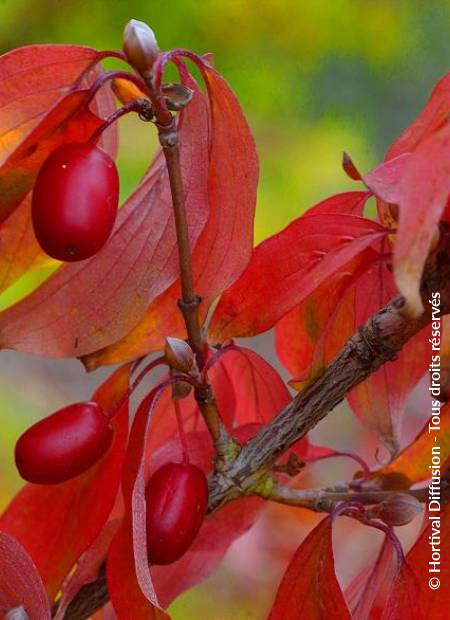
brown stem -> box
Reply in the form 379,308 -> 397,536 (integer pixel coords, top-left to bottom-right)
140,73 -> 227,447
265,482 -> 446,511
61,564 -> 108,620
207,236 -> 450,510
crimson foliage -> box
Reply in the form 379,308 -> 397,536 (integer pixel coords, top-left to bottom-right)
0,26 -> 449,620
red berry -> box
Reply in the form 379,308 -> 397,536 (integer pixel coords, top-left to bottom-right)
15,402 -> 113,485
31,142 -> 119,261
145,463 -> 208,564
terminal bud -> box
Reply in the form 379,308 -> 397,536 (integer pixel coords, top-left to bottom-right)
123,19 -> 159,75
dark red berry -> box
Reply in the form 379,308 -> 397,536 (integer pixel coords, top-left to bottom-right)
145,462 -> 208,564
15,401 -> 113,485
31,142 -> 119,261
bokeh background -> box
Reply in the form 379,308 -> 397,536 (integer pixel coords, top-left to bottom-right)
0,1 -> 449,618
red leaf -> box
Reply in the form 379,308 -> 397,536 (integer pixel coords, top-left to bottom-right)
387,70 -> 450,160
0,45 -> 107,223
0,532 -> 51,620
84,59 -> 259,368
268,516 -> 350,619
0,76 -> 210,358
362,153 -> 410,205
207,346 -> 292,426
276,248 -> 379,390
107,387 -> 168,618
368,402 -> 450,488
347,260 -> 430,454
276,229 -> 428,455
400,502 -> 450,618
274,192 -> 371,387
0,196 -> 42,295
382,560 -> 422,620
0,365 -> 130,601
345,533 -> 420,620
208,193 -> 384,342
53,519 -> 121,620
376,70 -> 450,230
152,497 -> 263,608
393,122 -> 450,316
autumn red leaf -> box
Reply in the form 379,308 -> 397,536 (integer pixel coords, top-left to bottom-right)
107,386 -> 168,619
53,519 -> 121,620
347,261 -> 430,454
364,70 -> 450,315
398,502 -> 450,619
346,532 -> 420,620
274,191 -> 371,387
268,516 -> 350,619
203,345 -> 292,426
208,193 -> 385,343
393,122 -> 450,316
273,199 -> 425,451
0,195 -> 43,296
366,403 -> 450,489
382,559 -> 423,620
0,531 -> 51,620
386,70 -> 450,160
275,248 -> 378,390
84,57 -> 259,368
362,153 -> 410,205
0,75 -> 209,358
0,364 -> 130,601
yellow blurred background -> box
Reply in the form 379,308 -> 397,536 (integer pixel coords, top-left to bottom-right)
0,1 -> 448,617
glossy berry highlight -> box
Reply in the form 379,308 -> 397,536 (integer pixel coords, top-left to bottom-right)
15,401 -> 113,485
32,142 -> 119,261
145,462 -> 208,565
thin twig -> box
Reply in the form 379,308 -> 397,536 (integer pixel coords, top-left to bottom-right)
140,72 -> 229,447
264,482 -> 447,512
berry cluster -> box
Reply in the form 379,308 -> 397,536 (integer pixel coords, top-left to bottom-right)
15,399 -> 208,564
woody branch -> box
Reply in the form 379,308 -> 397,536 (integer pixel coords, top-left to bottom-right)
63,228 -> 450,620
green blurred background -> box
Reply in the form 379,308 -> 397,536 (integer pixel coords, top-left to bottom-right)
0,1 -> 449,617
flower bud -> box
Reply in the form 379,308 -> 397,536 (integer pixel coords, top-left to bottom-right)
367,493 -> 422,526
112,77 -> 147,104
164,337 -> 195,373
123,19 -> 159,75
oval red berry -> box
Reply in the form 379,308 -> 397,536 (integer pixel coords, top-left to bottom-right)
31,142 -> 119,261
15,401 -> 113,485
145,462 -> 208,565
